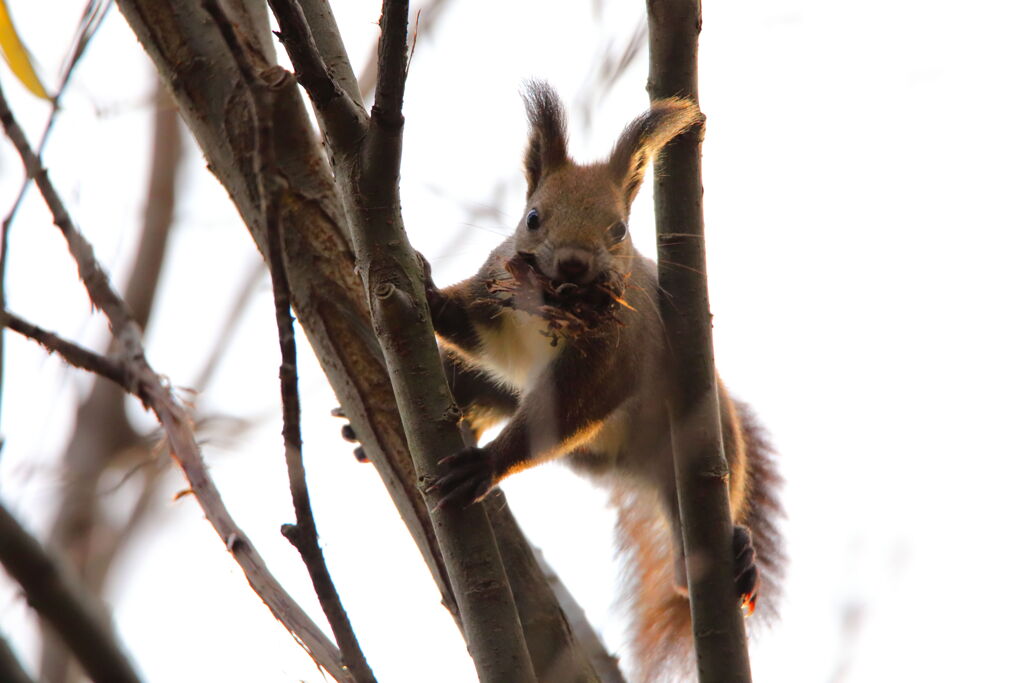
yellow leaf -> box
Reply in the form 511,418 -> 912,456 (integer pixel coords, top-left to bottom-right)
0,0 -> 49,99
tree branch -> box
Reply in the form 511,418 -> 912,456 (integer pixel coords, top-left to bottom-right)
647,0 -> 753,680
0,502 -> 141,683
295,0 -> 363,106
39,79 -> 181,683
204,3 -> 375,679
267,0 -> 368,160
0,81 -> 143,361
327,4 -> 539,680
1,310 -> 129,387
0,79 -> 353,681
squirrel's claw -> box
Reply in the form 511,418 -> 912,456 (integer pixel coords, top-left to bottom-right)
733,525 -> 760,616
333,410 -> 368,464
429,446 -> 495,510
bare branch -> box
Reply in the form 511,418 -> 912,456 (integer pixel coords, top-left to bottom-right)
363,0 -> 409,192
38,78 -> 181,683
0,0 -> 114,428
0,502 -> 141,683
295,0 -> 363,106
0,82 -> 143,360
1,311 -> 129,388
205,3 -> 375,678
267,0 -> 368,158
648,0 -> 753,680
0,77 -> 352,681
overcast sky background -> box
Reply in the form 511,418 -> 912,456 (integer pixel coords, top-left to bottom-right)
1,0 -> 1023,681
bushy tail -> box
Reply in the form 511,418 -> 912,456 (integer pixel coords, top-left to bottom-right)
614,485 -> 695,682
613,400 -> 784,682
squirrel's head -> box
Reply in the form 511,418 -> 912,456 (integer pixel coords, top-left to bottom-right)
513,81 -> 704,286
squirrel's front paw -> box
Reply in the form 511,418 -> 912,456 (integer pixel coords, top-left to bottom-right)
428,446 -> 495,510
733,524 -> 760,616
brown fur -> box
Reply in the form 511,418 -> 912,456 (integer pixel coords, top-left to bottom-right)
426,83 -> 783,679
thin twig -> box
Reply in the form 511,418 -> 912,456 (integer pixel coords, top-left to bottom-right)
205,3 -> 374,680
0,73 -> 352,682
0,502 -> 141,683
0,0 -> 113,436
1,310 -> 128,387
0,81 -> 142,360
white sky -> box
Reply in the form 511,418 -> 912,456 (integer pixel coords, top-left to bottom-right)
1,0 -> 1023,681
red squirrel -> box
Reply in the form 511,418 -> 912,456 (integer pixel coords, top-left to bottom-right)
418,82 -> 783,679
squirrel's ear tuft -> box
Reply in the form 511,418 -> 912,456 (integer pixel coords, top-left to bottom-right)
608,98 -> 704,205
522,80 -> 569,196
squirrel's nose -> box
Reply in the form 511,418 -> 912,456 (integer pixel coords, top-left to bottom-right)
555,248 -> 594,283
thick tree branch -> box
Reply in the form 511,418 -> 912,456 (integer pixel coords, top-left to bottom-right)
647,0 -> 753,680
0,502 -> 141,683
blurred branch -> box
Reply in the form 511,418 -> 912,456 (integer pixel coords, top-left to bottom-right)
0,78 -> 352,682
0,631 -> 33,683
486,493 -> 611,682
527,542 -> 626,683
648,0 -> 752,680
205,3 -> 373,679
37,79 -> 182,683
191,258 -> 265,393
0,502 -> 141,683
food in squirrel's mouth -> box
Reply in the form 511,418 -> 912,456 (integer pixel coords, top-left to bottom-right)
484,252 -> 634,342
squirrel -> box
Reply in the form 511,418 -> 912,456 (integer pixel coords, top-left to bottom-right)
419,82 -> 784,680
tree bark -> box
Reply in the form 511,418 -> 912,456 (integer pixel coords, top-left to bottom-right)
648,0 -> 754,680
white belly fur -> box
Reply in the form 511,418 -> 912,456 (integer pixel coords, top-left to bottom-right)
474,309 -> 562,392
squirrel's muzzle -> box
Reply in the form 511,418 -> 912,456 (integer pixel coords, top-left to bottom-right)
553,246 -> 596,284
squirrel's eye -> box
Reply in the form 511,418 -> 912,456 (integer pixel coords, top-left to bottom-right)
526,209 -> 541,231
609,221 -> 628,244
